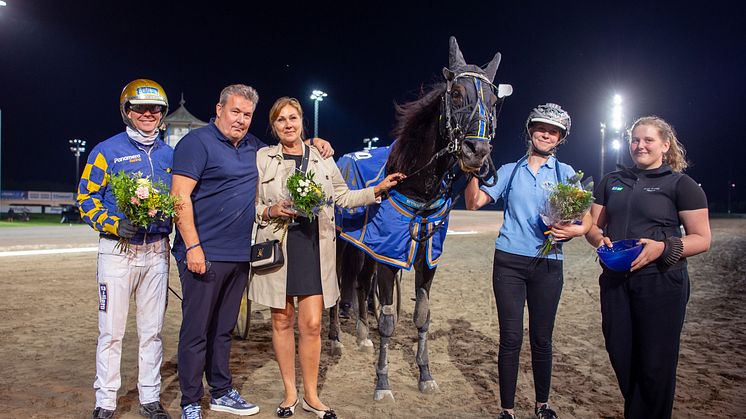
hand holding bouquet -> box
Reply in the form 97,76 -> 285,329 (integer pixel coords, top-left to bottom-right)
110,171 -> 178,252
538,171 -> 594,256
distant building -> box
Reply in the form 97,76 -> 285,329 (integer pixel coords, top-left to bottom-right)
163,94 -> 207,148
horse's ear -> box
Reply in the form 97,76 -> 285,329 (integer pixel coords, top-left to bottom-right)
442,67 -> 455,81
448,36 -> 466,70
484,52 -> 502,82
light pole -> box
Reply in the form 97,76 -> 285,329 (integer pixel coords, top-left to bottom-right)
0,108 -> 3,212
728,182 -> 736,214
363,137 -> 379,151
611,95 -> 624,167
0,107 -> 4,214
599,122 -> 606,181
611,138 -> 622,167
310,89 -> 327,138
601,94 -> 624,178
69,139 -> 86,193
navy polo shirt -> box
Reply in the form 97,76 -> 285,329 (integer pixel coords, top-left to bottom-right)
480,156 -> 575,259
171,119 -> 266,262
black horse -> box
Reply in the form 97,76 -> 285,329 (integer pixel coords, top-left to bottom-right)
331,37 -> 511,401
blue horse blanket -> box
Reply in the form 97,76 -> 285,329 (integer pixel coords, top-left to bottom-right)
335,146 -> 450,270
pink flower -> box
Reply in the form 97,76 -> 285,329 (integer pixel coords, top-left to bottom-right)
148,208 -> 158,217
130,196 -> 141,205
135,186 -> 150,199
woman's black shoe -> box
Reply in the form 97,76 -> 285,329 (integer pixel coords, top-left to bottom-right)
535,403 -> 558,419
301,398 -> 337,419
276,399 -> 298,418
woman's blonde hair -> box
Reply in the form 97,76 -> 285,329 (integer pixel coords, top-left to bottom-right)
268,97 -> 305,140
630,116 -> 688,172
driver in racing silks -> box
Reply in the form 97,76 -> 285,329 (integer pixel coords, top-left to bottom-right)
77,79 -> 173,419
464,103 -> 591,419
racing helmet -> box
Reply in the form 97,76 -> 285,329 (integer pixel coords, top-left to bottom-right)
525,103 -> 571,140
119,79 -> 169,131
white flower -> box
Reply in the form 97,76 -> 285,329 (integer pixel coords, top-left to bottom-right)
136,178 -> 150,188
296,188 -> 302,193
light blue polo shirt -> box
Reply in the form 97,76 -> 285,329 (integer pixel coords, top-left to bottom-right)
480,155 -> 575,260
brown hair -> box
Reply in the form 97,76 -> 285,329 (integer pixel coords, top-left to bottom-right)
268,97 -> 305,140
630,116 -> 689,172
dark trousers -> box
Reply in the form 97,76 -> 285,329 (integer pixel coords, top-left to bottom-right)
177,261 -> 249,407
600,267 -> 689,419
492,249 -> 564,409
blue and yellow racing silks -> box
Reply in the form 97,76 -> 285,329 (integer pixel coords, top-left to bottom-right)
77,132 -> 173,239
335,146 -> 451,270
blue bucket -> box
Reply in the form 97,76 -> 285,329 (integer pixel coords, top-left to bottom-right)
597,239 -> 644,272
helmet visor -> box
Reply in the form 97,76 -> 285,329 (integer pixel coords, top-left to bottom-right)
529,117 -> 567,132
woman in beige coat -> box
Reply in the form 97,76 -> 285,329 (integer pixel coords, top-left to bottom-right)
250,97 -> 403,419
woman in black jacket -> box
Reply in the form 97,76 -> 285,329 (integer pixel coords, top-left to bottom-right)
585,116 -> 711,418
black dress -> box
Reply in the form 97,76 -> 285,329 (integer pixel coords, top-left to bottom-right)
283,154 -> 323,296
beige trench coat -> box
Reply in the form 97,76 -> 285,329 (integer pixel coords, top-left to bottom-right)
248,143 -> 376,309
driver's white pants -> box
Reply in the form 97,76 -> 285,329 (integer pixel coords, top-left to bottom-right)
94,236 -> 169,410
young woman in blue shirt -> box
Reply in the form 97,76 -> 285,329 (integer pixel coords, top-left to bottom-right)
465,103 -> 591,419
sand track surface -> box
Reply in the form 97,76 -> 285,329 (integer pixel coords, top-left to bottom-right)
0,212 -> 743,418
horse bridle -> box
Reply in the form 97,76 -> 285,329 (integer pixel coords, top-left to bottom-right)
405,71 -> 501,182
402,71 -> 502,242
442,71 -> 499,154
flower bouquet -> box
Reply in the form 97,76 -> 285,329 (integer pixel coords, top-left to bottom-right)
110,170 -> 178,252
284,170 -> 333,222
538,171 -> 594,256
272,170 -> 332,232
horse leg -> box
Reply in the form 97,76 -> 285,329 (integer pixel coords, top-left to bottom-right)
328,236 -> 348,355
355,254 -> 376,352
413,246 -> 439,393
374,263 -> 398,401
338,241 -> 357,319
328,303 -> 343,356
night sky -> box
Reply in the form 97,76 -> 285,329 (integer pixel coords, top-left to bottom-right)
1,1 -> 743,210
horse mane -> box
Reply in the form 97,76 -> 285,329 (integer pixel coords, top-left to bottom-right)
386,84 -> 446,176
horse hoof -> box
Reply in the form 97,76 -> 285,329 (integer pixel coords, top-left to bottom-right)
330,340 -> 344,356
418,380 -> 439,394
357,339 -> 374,352
373,389 -> 395,402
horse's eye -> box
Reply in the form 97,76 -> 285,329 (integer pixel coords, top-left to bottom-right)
452,90 -> 461,98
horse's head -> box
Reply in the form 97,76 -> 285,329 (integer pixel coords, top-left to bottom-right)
441,37 -> 512,173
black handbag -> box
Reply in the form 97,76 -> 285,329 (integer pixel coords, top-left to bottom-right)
250,239 -> 284,271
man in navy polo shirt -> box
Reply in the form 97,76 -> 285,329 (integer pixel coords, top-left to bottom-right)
171,84 -> 333,419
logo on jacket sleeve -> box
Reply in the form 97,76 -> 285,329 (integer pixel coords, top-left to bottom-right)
611,186 -> 624,192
